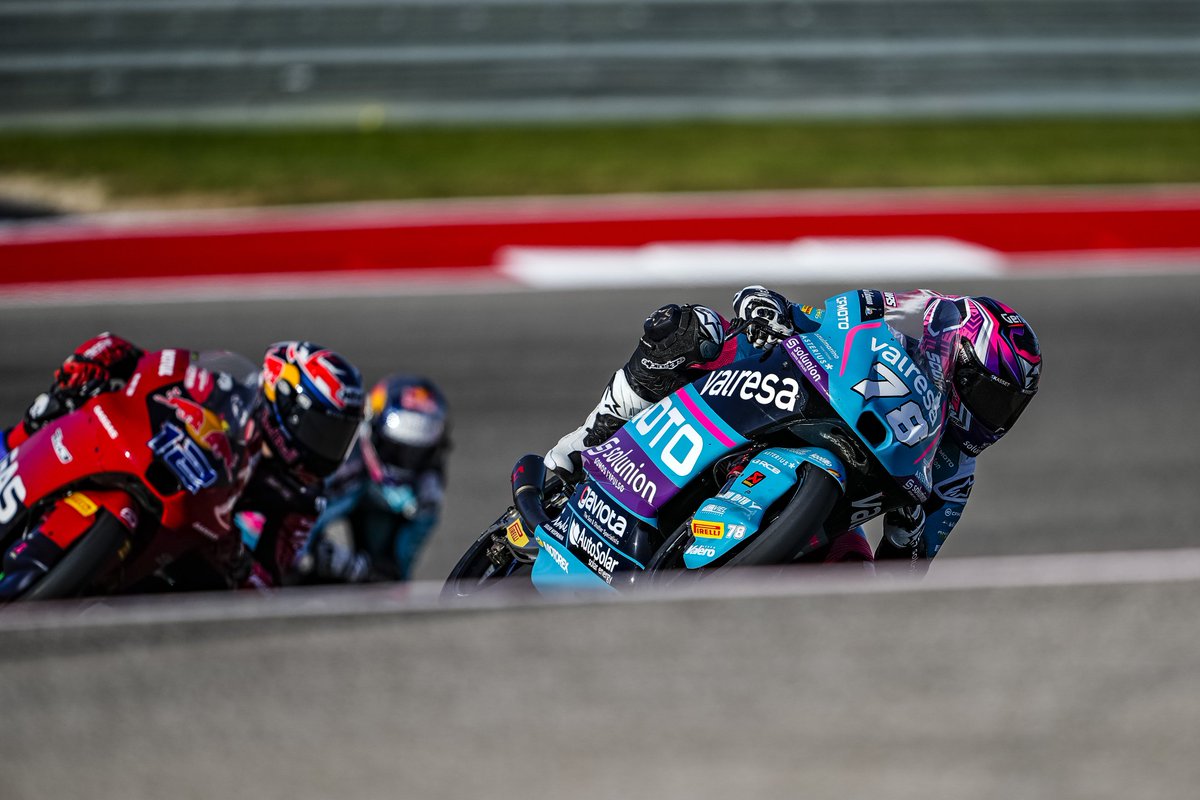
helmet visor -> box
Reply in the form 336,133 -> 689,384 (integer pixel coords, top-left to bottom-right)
379,409 -> 444,448
287,403 -> 361,464
954,364 -> 1034,433
372,436 -> 438,474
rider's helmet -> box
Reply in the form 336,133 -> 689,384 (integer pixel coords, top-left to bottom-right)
259,341 -> 365,479
936,297 -> 1042,456
361,374 -> 450,483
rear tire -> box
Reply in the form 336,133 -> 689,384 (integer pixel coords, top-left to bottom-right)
442,516 -> 528,600
20,511 -> 129,601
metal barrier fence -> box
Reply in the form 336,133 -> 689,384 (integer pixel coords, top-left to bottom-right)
2,0 -> 1199,127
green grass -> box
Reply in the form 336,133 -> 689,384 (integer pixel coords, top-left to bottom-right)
2,116 -> 1199,206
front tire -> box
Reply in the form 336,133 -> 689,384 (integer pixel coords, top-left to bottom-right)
18,511 -> 129,601
645,463 -> 841,583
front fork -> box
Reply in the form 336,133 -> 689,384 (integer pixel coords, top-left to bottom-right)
0,489 -> 139,597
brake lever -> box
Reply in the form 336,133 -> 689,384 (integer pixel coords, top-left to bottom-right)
724,317 -> 752,342
729,316 -> 794,361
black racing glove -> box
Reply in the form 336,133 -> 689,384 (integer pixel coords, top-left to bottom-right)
628,304 -> 724,397
639,304 -> 698,371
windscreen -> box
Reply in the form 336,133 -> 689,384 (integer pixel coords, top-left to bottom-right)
193,350 -> 262,448
882,289 -> 961,406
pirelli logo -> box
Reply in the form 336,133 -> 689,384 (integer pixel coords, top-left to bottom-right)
505,519 -> 529,548
691,519 -> 725,539
64,492 -> 99,517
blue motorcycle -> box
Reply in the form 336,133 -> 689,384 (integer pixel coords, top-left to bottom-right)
444,290 -> 956,597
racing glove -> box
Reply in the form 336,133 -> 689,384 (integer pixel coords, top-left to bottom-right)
733,285 -> 794,349
53,333 -> 143,401
16,334 -> 142,437
628,303 -> 726,397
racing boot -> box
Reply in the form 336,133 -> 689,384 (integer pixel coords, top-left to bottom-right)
544,367 -> 654,480
544,304 -> 725,480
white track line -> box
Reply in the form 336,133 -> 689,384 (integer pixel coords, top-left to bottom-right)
498,237 -> 1006,288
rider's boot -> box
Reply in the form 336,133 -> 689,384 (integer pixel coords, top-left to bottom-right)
544,304 -> 723,480
544,367 -> 655,480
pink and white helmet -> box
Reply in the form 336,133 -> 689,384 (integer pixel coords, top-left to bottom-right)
926,296 -> 1042,456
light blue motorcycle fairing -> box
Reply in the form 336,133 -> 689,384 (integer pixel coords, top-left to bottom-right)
530,528 -> 619,594
781,290 -> 952,503
530,382 -> 748,593
683,446 -> 847,568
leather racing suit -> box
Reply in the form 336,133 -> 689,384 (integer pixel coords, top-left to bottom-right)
545,290 -> 976,574
1,334 -> 327,590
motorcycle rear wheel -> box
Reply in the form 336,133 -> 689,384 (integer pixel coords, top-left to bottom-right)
645,462 -> 840,585
441,515 -> 529,600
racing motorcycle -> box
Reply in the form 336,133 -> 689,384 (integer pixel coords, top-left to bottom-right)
444,290 -> 956,597
0,349 -> 260,602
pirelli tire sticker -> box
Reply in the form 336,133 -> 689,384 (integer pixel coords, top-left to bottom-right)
64,492 -> 100,517
505,519 -> 529,548
691,519 -> 725,539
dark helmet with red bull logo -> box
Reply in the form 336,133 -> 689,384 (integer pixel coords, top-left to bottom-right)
932,296 -> 1042,456
361,374 -> 450,481
259,341 -> 364,479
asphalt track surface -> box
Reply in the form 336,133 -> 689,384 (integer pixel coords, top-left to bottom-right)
1,269 -> 1199,799
2,270 -> 1197,572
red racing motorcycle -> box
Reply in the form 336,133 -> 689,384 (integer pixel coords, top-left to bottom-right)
0,349 -> 261,602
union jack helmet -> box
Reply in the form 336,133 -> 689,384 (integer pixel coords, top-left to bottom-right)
260,341 -> 364,478
932,297 -> 1042,456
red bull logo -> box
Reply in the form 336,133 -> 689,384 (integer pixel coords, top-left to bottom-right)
262,353 -> 288,389
401,385 -> 439,414
202,430 -> 235,476
265,344 -> 359,411
154,387 -> 234,475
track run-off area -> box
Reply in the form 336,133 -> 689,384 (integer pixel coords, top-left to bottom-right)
1,189 -> 1198,799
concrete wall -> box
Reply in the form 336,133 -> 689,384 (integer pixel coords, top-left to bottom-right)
2,561 -> 1198,800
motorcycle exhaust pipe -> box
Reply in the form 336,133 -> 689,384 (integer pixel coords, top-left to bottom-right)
511,453 -> 552,532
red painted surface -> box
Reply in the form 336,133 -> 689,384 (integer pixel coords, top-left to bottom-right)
3,189 -> 1199,285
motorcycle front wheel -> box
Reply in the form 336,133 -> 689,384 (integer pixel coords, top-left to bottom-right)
11,509 -> 130,602
644,462 -> 841,585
